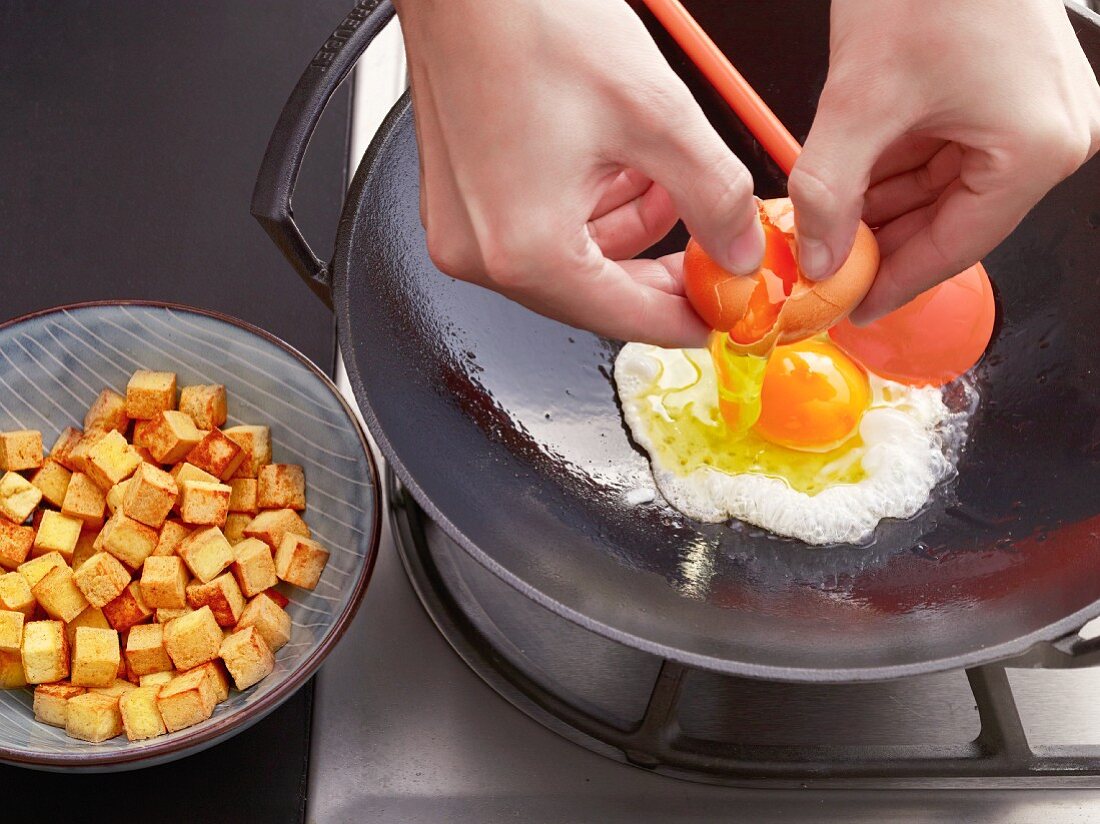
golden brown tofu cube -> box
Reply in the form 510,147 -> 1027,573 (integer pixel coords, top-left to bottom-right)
223,513 -> 251,546
275,534 -> 329,591
125,623 -> 174,676
156,666 -> 216,732
0,609 -> 24,653
171,462 -> 219,486
95,510 -> 159,569
68,428 -> 107,475
0,649 -> 27,688
84,389 -> 129,434
122,462 -> 178,528
105,478 -> 130,515
65,606 -> 111,647
178,526 -> 234,583
227,478 -> 258,516
0,429 -> 43,472
21,620 -> 69,683
219,626 -> 274,690
178,480 -> 231,527
163,605 -> 222,671
32,511 -> 83,563
186,573 -> 245,627
131,419 -> 157,450
85,430 -> 142,492
257,464 -> 306,511
223,425 -> 271,479
179,384 -> 227,431
73,551 -> 131,608
125,370 -> 177,420
186,429 -> 245,482
49,427 -> 84,472
102,582 -> 153,632
30,458 -> 72,508
89,678 -> 138,699
145,411 -> 202,465
33,681 -> 86,727
231,538 -> 278,598
119,684 -> 167,741
0,471 -> 43,524
0,572 -> 35,617
235,593 -> 291,652
140,555 -> 188,609
190,659 -> 230,703
243,508 -> 310,552
18,551 -> 66,589
152,519 -> 192,557
32,565 -> 90,623
138,670 -> 174,689
71,529 -> 99,570
61,472 -> 107,529
71,626 -> 121,688
155,607 -> 193,623
0,520 -> 34,569
65,692 -> 123,742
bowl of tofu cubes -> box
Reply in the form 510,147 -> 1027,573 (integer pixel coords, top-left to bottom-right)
0,301 -> 380,770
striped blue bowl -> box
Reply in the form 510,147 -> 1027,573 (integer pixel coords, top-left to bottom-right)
0,302 -> 380,770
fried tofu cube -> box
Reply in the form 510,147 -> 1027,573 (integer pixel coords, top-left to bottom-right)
171,462 -> 219,486
30,458 -> 72,508
179,384 -> 227,430
191,659 -> 230,703
71,529 -> 99,569
85,430 -> 142,491
223,513 -> 251,545
102,582 -> 153,632
125,370 -> 177,420
89,678 -> 137,699
49,427 -> 84,472
257,464 -> 306,511
235,593 -> 291,652
163,605 -> 221,671
18,551 -> 66,589
105,479 -> 130,515
32,565 -> 90,623
0,520 -> 34,569
153,519 -> 192,557
186,573 -> 245,627
119,685 -> 167,741
0,649 -> 27,688
145,411 -> 202,465
68,429 -> 107,475
155,607 -> 192,623
33,511 -> 83,563
231,538 -> 278,598
0,572 -> 35,616
84,389 -> 129,433
186,429 -> 245,481
227,478 -> 258,516
178,526 -> 234,583
33,681 -> 85,727
125,623 -> 173,676
21,620 -> 69,683
139,670 -> 174,689
219,626 -> 274,690
243,509 -> 310,552
65,606 -> 111,647
65,692 -> 123,742
71,626 -> 121,688
0,429 -> 43,471
73,551 -> 131,608
223,425 -> 271,479
0,609 -> 24,653
61,472 -> 107,529
122,462 -> 178,528
131,419 -> 157,450
156,666 -> 216,732
178,480 -> 231,527
275,534 -> 329,590
0,471 -> 43,524
95,510 -> 159,569
139,555 -> 188,609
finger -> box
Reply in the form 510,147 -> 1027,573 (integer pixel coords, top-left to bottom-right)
591,168 -> 654,219
587,182 -> 677,260
788,84 -> 901,280
863,143 -> 964,227
868,134 -> 946,186
619,251 -> 686,296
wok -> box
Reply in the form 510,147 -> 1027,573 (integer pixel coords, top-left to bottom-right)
253,0 -> 1100,681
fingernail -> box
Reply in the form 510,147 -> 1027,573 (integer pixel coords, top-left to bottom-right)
799,238 -> 833,281
727,217 -> 766,275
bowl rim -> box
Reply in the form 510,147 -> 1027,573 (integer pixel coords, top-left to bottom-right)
0,299 -> 382,768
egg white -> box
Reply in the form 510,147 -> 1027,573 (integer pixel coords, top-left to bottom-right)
614,343 -> 969,545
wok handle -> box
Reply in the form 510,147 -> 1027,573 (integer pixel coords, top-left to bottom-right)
251,0 -> 396,309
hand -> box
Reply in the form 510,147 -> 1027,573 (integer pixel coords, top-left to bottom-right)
393,0 -> 765,347
788,0 -> 1100,324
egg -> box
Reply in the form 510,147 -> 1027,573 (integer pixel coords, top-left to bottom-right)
683,198 -> 880,356
614,340 -> 969,545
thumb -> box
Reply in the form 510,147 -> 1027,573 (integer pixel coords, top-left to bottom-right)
789,87 -> 899,280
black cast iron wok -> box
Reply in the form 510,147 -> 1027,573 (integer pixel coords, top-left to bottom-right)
253,0 -> 1100,682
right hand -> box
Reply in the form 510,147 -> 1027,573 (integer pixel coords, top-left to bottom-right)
393,0 -> 764,347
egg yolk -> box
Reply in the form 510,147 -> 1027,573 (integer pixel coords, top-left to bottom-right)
728,213 -> 799,345
754,340 -> 870,452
